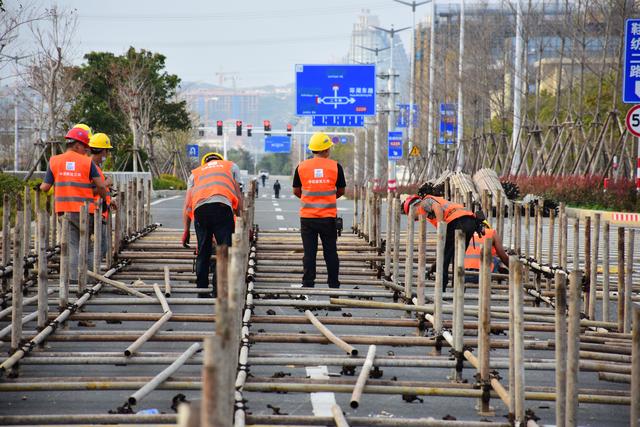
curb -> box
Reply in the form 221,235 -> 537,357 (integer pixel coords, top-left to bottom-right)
566,207 -> 640,227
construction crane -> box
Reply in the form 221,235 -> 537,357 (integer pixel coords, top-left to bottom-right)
215,71 -> 240,91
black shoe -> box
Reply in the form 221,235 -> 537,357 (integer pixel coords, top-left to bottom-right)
198,292 -> 213,299
302,283 -> 315,288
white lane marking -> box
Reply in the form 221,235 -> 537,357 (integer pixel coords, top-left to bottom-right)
274,208 -> 282,212
150,195 -> 180,206
261,195 -> 267,198
278,227 -> 288,231
273,202 -> 280,206
305,366 -> 336,416
276,215 -> 284,221
337,207 -> 347,211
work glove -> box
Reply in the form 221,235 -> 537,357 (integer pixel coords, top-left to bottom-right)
32,182 -> 42,192
181,230 -> 190,248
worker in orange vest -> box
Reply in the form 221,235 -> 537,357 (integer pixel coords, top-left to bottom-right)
39,126 -> 108,282
292,133 -> 346,289
88,133 -> 117,259
464,224 -> 509,283
403,192 -> 477,291
182,152 -> 243,298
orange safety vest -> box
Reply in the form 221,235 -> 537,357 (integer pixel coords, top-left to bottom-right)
423,196 -> 474,226
297,157 -> 338,218
49,151 -> 95,214
190,160 -> 239,212
94,166 -> 111,219
464,229 -> 497,270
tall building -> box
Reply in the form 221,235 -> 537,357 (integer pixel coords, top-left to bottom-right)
346,9 -> 411,102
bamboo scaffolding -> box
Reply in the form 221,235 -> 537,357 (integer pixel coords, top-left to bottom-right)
305,309 -> 358,356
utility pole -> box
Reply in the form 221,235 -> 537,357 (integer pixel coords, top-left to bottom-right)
360,45 -> 390,190
393,0 -> 431,153
455,0 -> 465,171
511,0 -> 523,175
426,1 -> 437,178
371,25 -> 410,193
1,54 -> 31,171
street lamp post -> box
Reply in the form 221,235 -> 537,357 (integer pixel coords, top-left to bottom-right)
371,24 -> 410,193
456,0 -> 465,171
393,0 -> 431,154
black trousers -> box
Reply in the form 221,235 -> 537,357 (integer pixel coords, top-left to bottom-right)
301,217 -> 340,288
194,202 -> 235,293
429,216 -> 477,291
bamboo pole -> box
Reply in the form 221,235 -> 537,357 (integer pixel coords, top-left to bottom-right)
631,303 -> 639,427
514,203 -> 521,254
524,203 -> 530,258
36,210 -> 48,329
124,310 -> 173,357
114,183 -> 122,257
433,221 -> 446,337
554,272 -> 567,427
350,344 -> 376,408
86,271 -> 152,299
105,207 -> 113,268
58,213 -> 69,310
623,229 -> 634,334
602,221 -> 610,322
78,203 -> 88,294
331,404 -> 350,427
305,310 -> 358,356
93,199 -> 102,274
566,271 -> 583,427
416,215 -> 427,307
392,197 -> 401,284
617,227 -> 625,333
559,203 -> 566,267
201,335 -> 226,427
164,266 -> 172,298
584,216 -> 591,310
478,236 -> 492,414
404,204 -> 416,301
452,230 -> 465,381
513,258 -> 525,423
1,194 -> 10,295
23,186 -> 31,259
128,342 -> 201,406
153,283 -> 171,314
11,199 -> 24,353
49,194 -> 56,249
572,218 -> 580,272
588,214 -> 600,319
508,255 -> 517,415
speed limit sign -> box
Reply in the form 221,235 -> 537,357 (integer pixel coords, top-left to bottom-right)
625,105 -> 640,137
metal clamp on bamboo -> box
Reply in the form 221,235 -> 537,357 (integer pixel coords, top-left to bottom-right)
305,310 -> 358,356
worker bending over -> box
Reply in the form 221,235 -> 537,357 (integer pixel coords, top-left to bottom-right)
464,223 -> 509,283
182,152 -> 243,298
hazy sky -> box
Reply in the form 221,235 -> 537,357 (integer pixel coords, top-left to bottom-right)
53,0 -> 419,88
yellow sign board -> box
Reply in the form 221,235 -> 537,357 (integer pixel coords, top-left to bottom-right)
409,146 -> 421,157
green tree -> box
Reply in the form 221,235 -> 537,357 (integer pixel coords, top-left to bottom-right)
69,48 -> 191,172
257,153 -> 291,175
227,148 -> 254,171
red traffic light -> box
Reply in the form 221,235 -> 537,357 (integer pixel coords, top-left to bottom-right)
235,120 -> 243,136
286,123 -> 292,137
216,120 -> 223,136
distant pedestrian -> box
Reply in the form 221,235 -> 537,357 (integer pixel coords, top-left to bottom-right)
273,180 -> 281,198
293,132 -> 346,290
261,174 -> 267,187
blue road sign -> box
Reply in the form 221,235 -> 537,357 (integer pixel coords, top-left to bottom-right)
312,115 -> 365,127
264,136 -> 291,153
296,64 -> 376,116
439,103 -> 457,145
186,144 -> 199,158
388,131 -> 403,160
623,19 -> 640,103
397,104 -> 419,128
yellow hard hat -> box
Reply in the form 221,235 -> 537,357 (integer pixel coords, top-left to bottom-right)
202,152 -> 224,165
483,220 -> 491,229
73,123 -> 93,139
89,133 -> 112,149
308,132 -> 333,152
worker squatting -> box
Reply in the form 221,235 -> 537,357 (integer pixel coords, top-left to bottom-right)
37,126 -> 508,296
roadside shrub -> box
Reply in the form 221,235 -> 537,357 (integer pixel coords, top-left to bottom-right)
502,174 -> 639,212
153,174 -> 186,190
0,173 -> 25,198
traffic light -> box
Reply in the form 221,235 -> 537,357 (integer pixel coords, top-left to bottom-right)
286,123 -> 292,137
236,120 -> 242,136
216,120 -> 223,136
263,120 -> 271,136
247,124 -> 253,137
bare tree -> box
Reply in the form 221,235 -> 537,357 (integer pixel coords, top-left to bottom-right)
22,6 -> 78,146
0,1 -> 43,78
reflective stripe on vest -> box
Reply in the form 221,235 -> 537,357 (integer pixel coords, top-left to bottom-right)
190,160 -> 239,212
50,151 -> 95,214
424,195 -> 473,223
298,157 -> 338,218
464,229 -> 496,270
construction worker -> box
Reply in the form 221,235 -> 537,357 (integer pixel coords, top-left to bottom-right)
182,152 -> 243,298
39,127 -> 108,282
88,133 -> 117,258
273,179 -> 281,199
403,192 -> 477,291
292,133 -> 346,289
464,223 -> 509,283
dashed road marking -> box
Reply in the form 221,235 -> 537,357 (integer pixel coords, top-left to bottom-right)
150,195 -> 180,206
274,208 -> 282,212
276,215 -> 285,221
305,366 -> 336,416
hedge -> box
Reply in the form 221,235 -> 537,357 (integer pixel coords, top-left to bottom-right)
153,174 -> 187,190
